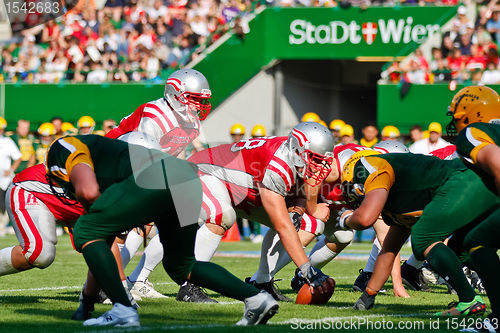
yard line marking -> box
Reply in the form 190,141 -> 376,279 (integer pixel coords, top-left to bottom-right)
0,285 -> 81,292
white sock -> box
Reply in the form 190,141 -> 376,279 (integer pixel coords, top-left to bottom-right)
0,246 -> 18,276
128,235 -> 163,283
121,231 -> 143,268
194,224 -> 223,261
406,254 -> 424,269
364,238 -> 382,273
309,237 -> 338,269
251,230 -> 293,284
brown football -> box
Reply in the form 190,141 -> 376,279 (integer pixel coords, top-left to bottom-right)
295,278 -> 335,305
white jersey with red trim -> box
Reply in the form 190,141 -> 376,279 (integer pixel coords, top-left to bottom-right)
12,164 -> 84,222
106,97 -> 200,157
188,136 -> 296,206
430,145 -> 458,160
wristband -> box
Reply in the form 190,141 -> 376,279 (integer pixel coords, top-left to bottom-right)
339,212 -> 353,228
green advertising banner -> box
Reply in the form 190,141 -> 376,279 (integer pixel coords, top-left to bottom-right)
270,6 -> 457,59
194,6 -> 457,108
377,83 -> 500,134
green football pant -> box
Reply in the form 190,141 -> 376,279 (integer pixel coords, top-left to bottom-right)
411,169 -> 499,260
464,208 -> 500,316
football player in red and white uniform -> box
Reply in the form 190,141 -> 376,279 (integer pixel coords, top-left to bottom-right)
187,122 -> 336,300
105,69 -> 214,302
0,164 -> 84,276
247,141 -> 414,299
106,68 -> 210,157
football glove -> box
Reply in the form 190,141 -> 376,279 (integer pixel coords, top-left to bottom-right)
341,181 -> 365,208
289,211 -> 302,231
299,262 -> 329,288
335,207 -> 353,229
353,290 -> 376,310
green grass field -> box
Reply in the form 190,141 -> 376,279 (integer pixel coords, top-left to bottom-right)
0,234 -> 490,332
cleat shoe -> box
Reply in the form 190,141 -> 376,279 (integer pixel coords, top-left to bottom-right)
130,279 -> 167,299
72,295 -> 96,321
246,277 -> 292,302
83,303 -> 140,327
464,268 -> 486,294
352,269 -> 386,293
176,282 -> 218,303
236,290 -> 279,326
435,295 -> 486,317
290,268 -> 308,292
353,269 -> 372,292
401,261 -> 430,292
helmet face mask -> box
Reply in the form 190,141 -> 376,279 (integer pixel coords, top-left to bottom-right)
288,122 -> 334,186
301,150 -> 334,186
165,69 -> 212,121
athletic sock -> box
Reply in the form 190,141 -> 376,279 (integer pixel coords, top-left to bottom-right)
309,237 -> 338,269
189,261 -> 259,301
364,238 -> 382,273
470,247 -> 500,315
426,242 -> 476,303
0,246 -> 18,276
82,241 -> 131,306
253,229 -> 280,283
128,234 -> 163,282
406,254 -> 424,269
194,224 -> 223,262
252,230 -> 293,283
121,231 -> 143,268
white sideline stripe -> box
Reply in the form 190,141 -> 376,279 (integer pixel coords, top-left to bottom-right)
0,278 -> 369,293
0,285 -> 81,292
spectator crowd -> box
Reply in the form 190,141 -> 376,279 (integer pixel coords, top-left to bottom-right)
383,2 -> 500,85
1,0 -> 493,83
0,0 -> 255,83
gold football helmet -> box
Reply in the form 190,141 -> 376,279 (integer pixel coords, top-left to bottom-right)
447,86 -> 500,135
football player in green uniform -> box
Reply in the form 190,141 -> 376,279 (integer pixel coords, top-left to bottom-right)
45,134 -> 278,327
448,85 -> 500,330
338,152 -> 498,316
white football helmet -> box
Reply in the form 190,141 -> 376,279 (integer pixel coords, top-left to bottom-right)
287,122 -> 334,186
373,140 -> 409,153
119,132 -> 162,150
164,69 -> 212,120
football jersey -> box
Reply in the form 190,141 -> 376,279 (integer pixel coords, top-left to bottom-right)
455,122 -> 500,193
13,164 -> 84,222
188,136 -> 296,206
106,98 -> 200,157
430,145 -> 458,160
45,135 -> 135,195
348,154 -> 467,227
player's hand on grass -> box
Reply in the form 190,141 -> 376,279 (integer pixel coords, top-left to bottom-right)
299,262 -> 331,294
353,290 -> 376,310
393,285 -> 410,298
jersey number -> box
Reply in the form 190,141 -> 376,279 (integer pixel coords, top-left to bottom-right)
230,137 -> 276,152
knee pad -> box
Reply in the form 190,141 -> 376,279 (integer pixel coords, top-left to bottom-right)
29,243 -> 56,269
200,205 -> 236,231
323,221 -> 354,245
